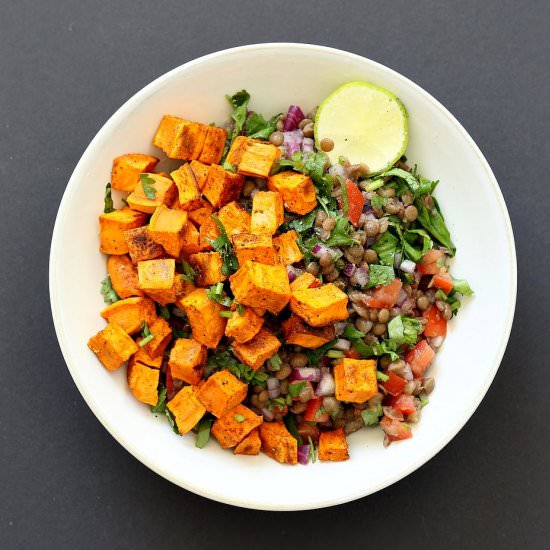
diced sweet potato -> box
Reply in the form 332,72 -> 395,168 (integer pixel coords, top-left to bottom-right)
290,283 -> 349,327
229,260 -> 291,313
226,136 -> 257,166
171,121 -> 208,160
198,125 -> 227,165
99,208 -> 147,255
231,233 -> 278,265
218,201 -> 251,237
290,272 -> 319,291
232,328 -> 281,371
197,370 -> 248,418
111,153 -> 159,192
124,226 -> 164,264
100,297 -> 156,334
211,404 -> 263,449
145,277 -> 194,306
267,171 -> 317,215
148,205 -> 188,257
318,428 -> 349,461
189,160 -> 210,190
133,342 -> 163,368
168,337 -> 206,385
136,316 -> 172,358
224,307 -> 264,344
234,428 -> 261,455
137,259 -> 175,291
334,358 -> 377,403
237,141 -> 280,179
273,230 -> 303,264
259,421 -> 298,465
198,217 -> 218,251
127,358 -> 160,406
281,314 -> 335,349
127,173 -> 177,214
152,115 -> 183,154
188,198 -> 213,226
202,164 -> 244,209
178,288 -> 227,348
167,385 -> 206,435
250,191 -> 284,235
88,322 -> 138,371
180,220 -> 201,256
170,163 -> 202,210
189,252 -> 226,286
107,255 -> 144,298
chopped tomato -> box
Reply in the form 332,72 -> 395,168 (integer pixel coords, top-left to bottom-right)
418,249 -> 445,275
308,279 -> 322,288
390,394 -> 417,415
383,371 -> 407,396
405,339 -> 435,378
365,278 -> 403,308
380,416 -> 413,441
431,272 -> 453,294
304,397 -> 329,422
423,304 -> 447,337
338,179 -> 365,227
345,348 -> 361,359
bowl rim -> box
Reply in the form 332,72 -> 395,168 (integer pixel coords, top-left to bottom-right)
49,42 -> 517,511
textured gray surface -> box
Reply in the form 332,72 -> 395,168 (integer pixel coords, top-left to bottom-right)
1,0 -> 549,548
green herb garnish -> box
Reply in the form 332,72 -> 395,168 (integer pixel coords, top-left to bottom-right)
208,215 -> 239,276
140,173 -> 157,199
366,264 -> 395,288
288,381 -> 307,398
244,112 -> 281,140
179,260 -> 196,283
100,275 -> 120,304
206,282 -> 233,307
104,182 -> 115,213
206,350 -> 268,386
195,417 -> 214,448
361,404 -> 383,426
234,413 -> 246,423
139,321 -> 155,347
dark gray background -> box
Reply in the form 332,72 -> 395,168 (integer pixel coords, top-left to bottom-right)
1,0 -> 549,548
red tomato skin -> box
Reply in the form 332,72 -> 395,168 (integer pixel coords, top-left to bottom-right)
380,416 -> 413,441
418,249 -> 445,275
405,339 -> 436,378
432,272 -> 453,294
383,371 -> 407,396
423,304 -> 447,337
345,349 -> 361,359
365,278 -> 403,308
304,397 -> 329,422
390,394 -> 417,415
342,180 -> 365,227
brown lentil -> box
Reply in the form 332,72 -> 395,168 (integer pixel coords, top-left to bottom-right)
384,198 -> 403,215
320,137 -> 334,152
365,219 -> 380,237
401,190 -> 413,206
315,210 -> 327,227
279,379 -> 289,395
378,308 -> 390,323
275,363 -> 292,379
324,268 -> 340,282
363,249 -> 378,263
378,218 -> 389,233
355,318 -> 373,333
416,295 -> 430,310
373,322 -> 387,336
290,353 -> 308,369
404,205 -> 418,222
258,390 -> 269,403
290,402 -> 308,414
442,303 -> 453,320
252,384 -> 263,394
269,131 -> 284,146
322,216 -> 336,232
435,299 -> 446,312
378,187 -> 396,198
276,119 -> 284,131
298,118 -> 312,130
306,261 -> 320,276
369,309 -> 379,322
302,122 -> 315,137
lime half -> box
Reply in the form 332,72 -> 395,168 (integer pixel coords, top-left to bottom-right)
315,81 -> 408,174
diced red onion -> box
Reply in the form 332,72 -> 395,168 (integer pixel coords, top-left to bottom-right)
353,267 -> 370,288
316,371 -> 335,396
430,335 -> 445,348
343,263 -> 356,277
261,407 -> 274,421
383,406 -> 404,421
400,259 -> 416,274
297,445 -> 310,465
291,367 -> 321,382
334,321 -> 347,337
283,129 -> 303,157
286,265 -> 299,282
283,105 -> 305,131
389,361 -> 414,382
302,137 -> 314,154
311,243 -> 331,259
328,164 -> 348,179
267,377 -> 280,399
333,338 -> 351,351
396,289 -> 409,307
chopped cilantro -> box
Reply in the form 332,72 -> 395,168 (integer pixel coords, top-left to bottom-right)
219,311 -> 233,318
158,305 -> 170,320
150,387 -> 179,434
387,315 -> 423,345
244,112 -> 281,140
234,413 -> 246,423
326,350 -> 345,359
268,354 -> 282,371
363,179 -> 385,192
226,89 -> 250,142
100,275 -> 119,304
361,404 -> 383,426
452,278 -> 474,295
307,435 -> 317,463
288,381 -> 307,398
376,371 -> 389,382
139,173 -> 157,199
208,215 -> 239,276
371,231 -> 399,266
195,417 -> 214,448
366,264 -> 395,288
103,182 -> 115,213
206,350 -> 268,386
179,260 -> 196,283
206,282 -> 233,307
305,340 -> 336,365
283,413 -> 303,446
139,322 -> 155,347
338,176 -> 349,214
415,197 -> 455,254
323,214 -> 358,248
370,195 -> 386,210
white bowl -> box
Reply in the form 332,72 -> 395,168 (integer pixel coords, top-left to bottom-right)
50,43 -> 516,511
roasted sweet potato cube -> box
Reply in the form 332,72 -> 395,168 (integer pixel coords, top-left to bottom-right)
218,201 -> 251,236
290,283 -> 349,327
189,160 -> 210,190
198,125 -> 227,165
290,272 -> 319,291
231,233 -> 277,265
107,255 -> 144,298
148,205 -> 188,257
268,171 -> 317,215
226,136 -> 257,166
124,226 -> 164,264
133,343 -> 163,368
172,121 -> 208,160
282,314 -> 335,349
198,217 -> 217,251
137,259 -> 175,291
168,337 -> 206,385
167,386 -> 206,435
127,173 -> 177,214
229,260 -> 291,314
234,428 -> 261,455
145,277 -> 193,306
197,370 -> 248,418
153,115 -> 183,153
224,307 -> 264,344
100,297 -> 156,334
334,358 -> 377,403
273,230 -> 303,264
136,316 -> 172,358
211,404 -> 263,449
202,164 -> 244,209
178,288 -> 227,348
188,198 -> 213,226
170,163 -> 202,210
180,220 -> 201,256
111,153 -> 159,192
127,358 -> 160,406
259,421 -> 298,465
318,428 -> 349,461
232,328 -> 281,371
250,191 -> 284,235
237,141 -> 280,178
99,208 -> 147,255
188,252 -> 226,286
88,322 -> 138,371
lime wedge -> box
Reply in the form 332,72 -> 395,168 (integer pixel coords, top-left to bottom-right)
314,81 -> 408,174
